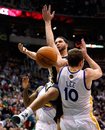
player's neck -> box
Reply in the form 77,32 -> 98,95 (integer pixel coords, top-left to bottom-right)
69,67 -> 80,73
60,50 -> 68,57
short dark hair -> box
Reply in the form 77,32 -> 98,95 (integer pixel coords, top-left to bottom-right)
55,36 -> 69,44
68,48 -> 83,67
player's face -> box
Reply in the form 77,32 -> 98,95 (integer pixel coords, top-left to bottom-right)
55,37 -> 68,52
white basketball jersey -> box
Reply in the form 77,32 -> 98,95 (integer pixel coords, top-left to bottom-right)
58,66 -> 92,116
36,86 -> 56,123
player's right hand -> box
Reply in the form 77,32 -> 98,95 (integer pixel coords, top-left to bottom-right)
22,75 -> 30,89
42,5 -> 55,22
18,43 -> 27,54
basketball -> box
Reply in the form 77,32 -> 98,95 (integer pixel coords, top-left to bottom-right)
36,46 -> 57,68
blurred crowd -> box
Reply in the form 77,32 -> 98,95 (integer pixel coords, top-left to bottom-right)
0,57 -> 37,130
0,44 -> 48,129
0,0 -> 105,16
92,78 -> 105,129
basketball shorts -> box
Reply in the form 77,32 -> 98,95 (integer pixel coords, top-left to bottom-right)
60,114 -> 101,130
35,120 -> 57,130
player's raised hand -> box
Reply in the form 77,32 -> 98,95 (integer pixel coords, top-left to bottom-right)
42,5 -> 55,22
18,43 -> 27,54
80,38 -> 87,57
22,75 -> 30,89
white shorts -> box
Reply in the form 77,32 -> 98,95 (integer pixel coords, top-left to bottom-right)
35,120 -> 57,130
60,114 -> 101,130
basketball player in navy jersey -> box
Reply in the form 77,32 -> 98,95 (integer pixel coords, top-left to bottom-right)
42,6 -> 69,57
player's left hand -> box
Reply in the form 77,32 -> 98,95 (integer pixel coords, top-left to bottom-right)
22,75 -> 30,89
18,43 -> 27,54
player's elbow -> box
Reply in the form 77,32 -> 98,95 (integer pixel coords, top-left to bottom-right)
47,88 -> 59,101
96,69 -> 103,79
56,58 -> 67,67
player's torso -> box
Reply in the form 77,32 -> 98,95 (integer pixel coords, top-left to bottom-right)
58,66 -> 91,116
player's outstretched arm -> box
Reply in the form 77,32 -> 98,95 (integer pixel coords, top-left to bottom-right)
18,43 -> 37,60
42,5 -> 55,48
42,5 -> 67,68
80,39 -> 103,80
42,5 -> 60,55
29,87 -> 59,111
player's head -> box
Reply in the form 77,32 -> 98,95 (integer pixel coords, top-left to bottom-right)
68,48 -> 84,69
55,36 -> 69,53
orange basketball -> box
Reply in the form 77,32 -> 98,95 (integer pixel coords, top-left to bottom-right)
36,46 -> 57,68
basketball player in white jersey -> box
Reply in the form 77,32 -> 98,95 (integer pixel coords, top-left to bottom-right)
20,75 -> 60,130
57,39 -> 102,130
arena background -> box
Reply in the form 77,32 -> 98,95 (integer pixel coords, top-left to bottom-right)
0,0 -> 105,129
